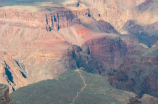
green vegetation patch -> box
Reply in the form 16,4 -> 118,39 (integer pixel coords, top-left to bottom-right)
10,70 -> 134,104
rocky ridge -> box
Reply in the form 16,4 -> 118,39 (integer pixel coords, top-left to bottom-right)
81,0 -> 158,30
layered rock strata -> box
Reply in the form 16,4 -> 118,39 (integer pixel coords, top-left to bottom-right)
81,0 -> 158,30
0,8 -> 90,31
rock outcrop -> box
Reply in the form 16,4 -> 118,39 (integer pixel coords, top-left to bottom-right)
140,94 -> 158,104
108,54 -> 158,98
97,20 -> 118,34
0,84 -> 15,104
0,8 -> 90,31
81,37 -> 128,72
123,20 -> 158,48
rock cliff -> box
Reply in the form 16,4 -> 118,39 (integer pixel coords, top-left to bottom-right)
0,7 -> 90,31
0,0 -> 158,101
0,1 -> 92,91
108,53 -> 158,98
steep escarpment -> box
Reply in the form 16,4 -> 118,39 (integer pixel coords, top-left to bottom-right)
0,7 -> 90,31
0,0 -> 158,102
0,19 -> 73,91
45,8 -> 90,31
108,52 -> 158,98
82,37 -> 128,70
0,17 -> 126,92
68,36 -> 128,75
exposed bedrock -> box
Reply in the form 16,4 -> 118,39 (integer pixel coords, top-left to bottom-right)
0,21 -> 78,91
81,0 -> 158,30
0,1 -> 158,101
70,37 -> 128,74
123,20 -> 158,48
108,55 -> 158,98
0,8 -> 90,31
97,20 -> 119,34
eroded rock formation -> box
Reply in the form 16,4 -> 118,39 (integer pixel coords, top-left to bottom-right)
0,0 -> 158,101
0,8 -> 90,31
81,0 -> 158,30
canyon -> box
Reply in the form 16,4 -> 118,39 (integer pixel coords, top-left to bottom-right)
82,0 -> 158,30
0,0 -> 158,103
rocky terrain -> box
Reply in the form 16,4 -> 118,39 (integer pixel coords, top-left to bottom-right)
0,0 -> 157,103
0,0 -> 91,92
0,4 -> 89,31
0,84 -> 15,104
81,0 -> 158,31
0,0 -> 126,92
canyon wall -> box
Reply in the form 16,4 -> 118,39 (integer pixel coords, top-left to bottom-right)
0,0 -> 157,100
108,55 -> 158,98
81,0 -> 158,30
0,8 -> 90,31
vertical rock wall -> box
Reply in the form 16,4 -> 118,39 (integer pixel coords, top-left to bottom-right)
0,8 -> 90,31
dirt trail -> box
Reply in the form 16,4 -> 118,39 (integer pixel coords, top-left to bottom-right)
71,69 -> 87,104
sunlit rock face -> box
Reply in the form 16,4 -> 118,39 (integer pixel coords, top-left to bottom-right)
0,3 -> 118,91
0,0 -> 126,91
0,0 -> 90,91
0,20 -> 124,91
0,22 -> 76,91
0,8 -> 89,31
